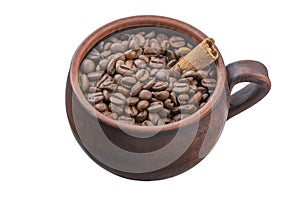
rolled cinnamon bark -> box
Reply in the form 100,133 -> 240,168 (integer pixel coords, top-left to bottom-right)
178,38 -> 218,71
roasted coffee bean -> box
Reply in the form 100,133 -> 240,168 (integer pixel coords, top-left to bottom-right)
201,78 -> 217,89
136,69 -> 150,82
136,110 -> 148,122
109,93 -> 125,105
173,82 -> 190,93
142,78 -> 156,90
88,86 -> 100,93
189,92 -> 203,104
156,33 -> 168,44
87,71 -> 103,81
177,47 -> 191,56
148,113 -> 160,124
152,81 -> 168,91
135,33 -> 146,46
101,82 -> 117,92
110,43 -> 126,54
154,91 -> 169,101
121,76 -> 137,88
169,36 -> 185,48
116,63 -> 134,76
136,100 -> 150,111
80,74 -> 89,92
86,92 -> 104,104
202,93 -> 209,101
118,116 -> 135,125
138,55 -> 149,63
155,70 -> 169,81
161,40 -> 169,52
164,99 -> 174,109
128,35 -> 140,49
158,108 -> 170,118
95,103 -> 108,112
150,68 -> 159,77
104,111 -> 118,120
148,101 -> 164,112
182,70 -> 197,78
109,36 -> 119,43
87,48 -> 101,61
109,103 -> 124,115
180,104 -> 197,113
107,59 -> 116,75
144,31 -> 155,39
171,106 -> 180,114
170,91 -> 178,105
126,97 -> 140,106
103,89 -> 112,101
178,94 -> 190,105
81,59 -> 95,74
113,74 -> 122,83
130,82 -> 142,96
144,47 -> 161,57
124,50 -> 136,60
139,90 -> 152,100
100,50 -> 111,59
197,70 -> 209,79
150,39 -> 160,49
117,85 -> 130,96
167,59 -> 177,68
134,59 -> 147,68
98,59 -> 109,70
142,120 -> 154,126
149,57 -> 166,68
170,64 -> 181,78
124,106 -> 138,117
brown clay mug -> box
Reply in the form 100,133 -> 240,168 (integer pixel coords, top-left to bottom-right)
65,15 -> 271,180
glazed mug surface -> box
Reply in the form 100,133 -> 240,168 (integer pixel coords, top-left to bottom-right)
66,15 -> 271,180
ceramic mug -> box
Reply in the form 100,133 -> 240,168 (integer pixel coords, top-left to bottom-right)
66,15 -> 271,180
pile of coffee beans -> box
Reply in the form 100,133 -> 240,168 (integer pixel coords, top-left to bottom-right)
79,27 -> 217,126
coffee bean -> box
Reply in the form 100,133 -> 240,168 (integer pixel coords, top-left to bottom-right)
136,110 -> 148,122
104,111 -> 118,120
156,33 -> 168,44
161,40 -> 169,52
136,100 -> 150,111
154,91 -> 169,101
201,78 -> 217,89
128,35 -> 140,49
144,47 -> 161,57
124,106 -> 138,117
150,39 -> 160,49
202,93 -> 209,101
167,59 -> 177,68
124,50 -> 137,60
100,50 -> 111,59
142,120 -> 154,126
173,82 -> 190,93
139,90 -> 152,100
173,113 -> 190,121
109,36 -> 120,43
113,74 -> 122,83
142,78 -> 156,90
101,82 -> 117,92
182,70 -> 197,78
197,70 -> 209,79
103,89 -> 112,101
178,94 -> 190,105
80,74 -> 90,92
110,43 -> 126,54
88,86 -> 101,93
149,57 -> 166,68
86,92 -> 104,104
118,116 -> 135,125
109,103 -> 124,115
107,59 -> 116,75
136,69 -> 150,82
144,31 -> 155,39
180,104 -> 197,113
177,47 -> 191,56
87,71 -> 103,81
170,92 -> 178,105
116,63 -> 134,76
148,101 -> 164,112
87,48 -> 101,61
130,82 -> 142,96
121,76 -> 137,88
134,59 -> 147,68
189,92 -> 203,104
95,102 -> 108,112
155,70 -> 169,81
152,81 -> 168,91
170,64 -> 181,78
117,85 -> 129,96
148,113 -> 160,124
98,59 -> 109,70
135,34 -> 146,46
81,59 -> 95,74
138,55 -> 149,63
164,99 -> 174,109
169,36 -> 186,48
158,108 -> 170,118
109,93 -> 125,105
126,97 -> 140,106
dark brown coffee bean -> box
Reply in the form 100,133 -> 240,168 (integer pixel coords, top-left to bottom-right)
109,103 -> 124,115
109,92 -> 125,105
124,50 -> 136,60
87,71 -> 103,81
98,59 -> 109,70
142,120 -> 154,126
152,81 -> 168,91
148,101 -> 164,112
87,48 -> 101,61
130,82 -> 142,96
117,85 -> 130,96
81,59 -> 95,74
86,92 -> 104,104
138,55 -> 149,63
150,68 -> 159,77
126,97 -> 140,106
110,43 -> 126,54
148,113 -> 160,124
169,36 -> 185,48
121,76 -> 137,88
155,70 -> 169,81
103,89 -> 112,101
173,82 -> 190,93
180,104 -> 197,113
118,116 -> 135,125
178,94 -> 190,105
136,69 -> 150,82
149,57 -> 166,69
80,74 -> 89,92
189,92 -> 203,104
142,78 -> 156,90
144,31 -> 155,39
124,106 -> 138,117
167,59 -> 177,68
154,91 -> 169,101
170,64 -> 181,78
139,90 -> 152,100
103,111 -> 118,120
144,47 -> 161,57
95,102 -> 108,112
107,59 -> 116,76
156,33 -> 168,44
197,86 -> 207,93
134,59 -> 147,68
136,110 -> 148,122
88,86 -> 100,93
202,78 -> 217,89
101,82 -> 117,92
171,106 -> 180,114
161,40 -> 169,52
182,70 -> 197,78
116,64 -> 134,76
202,93 -> 209,101
164,99 -> 174,109
100,50 -> 111,59
136,100 -> 150,111
170,91 -> 178,105
113,74 -> 122,83
173,113 -> 190,121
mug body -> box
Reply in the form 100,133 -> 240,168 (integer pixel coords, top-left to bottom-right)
66,16 -> 230,180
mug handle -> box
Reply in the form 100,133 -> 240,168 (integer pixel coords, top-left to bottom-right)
226,60 -> 271,119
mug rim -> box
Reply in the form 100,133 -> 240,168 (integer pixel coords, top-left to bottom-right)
69,15 -> 227,132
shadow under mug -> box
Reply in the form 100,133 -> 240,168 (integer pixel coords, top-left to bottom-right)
66,15 -> 271,180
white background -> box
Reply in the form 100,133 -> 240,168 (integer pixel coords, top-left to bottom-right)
0,0 -> 299,199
